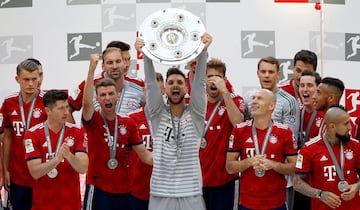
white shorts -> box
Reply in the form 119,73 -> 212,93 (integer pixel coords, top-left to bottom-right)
149,195 -> 206,210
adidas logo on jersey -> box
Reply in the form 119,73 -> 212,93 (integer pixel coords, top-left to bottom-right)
139,124 -> 147,129
320,155 -> 328,161
246,138 -> 253,143
42,141 -> 48,147
11,110 -> 18,115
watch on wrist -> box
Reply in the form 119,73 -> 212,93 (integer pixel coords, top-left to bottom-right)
317,190 -> 323,199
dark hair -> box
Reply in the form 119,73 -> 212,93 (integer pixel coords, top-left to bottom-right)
43,90 -> 68,108
106,41 -> 130,51
166,68 -> 186,82
257,56 -> 280,71
26,58 -> 42,66
207,58 -> 226,76
293,50 -> 317,71
329,104 -> 347,112
321,77 -> 345,98
156,72 -> 164,83
301,70 -> 322,85
16,59 -> 39,76
95,78 -> 117,94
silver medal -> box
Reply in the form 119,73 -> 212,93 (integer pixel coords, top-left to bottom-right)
107,158 -> 118,169
254,169 -> 265,177
338,180 -> 348,192
200,138 -> 207,148
47,168 -> 58,178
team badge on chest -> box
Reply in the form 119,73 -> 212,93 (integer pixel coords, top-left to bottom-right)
33,108 -> 42,118
269,135 -> 277,144
119,125 -> 127,135
316,118 -> 322,127
218,107 -> 225,116
65,136 -> 75,147
345,149 -> 353,160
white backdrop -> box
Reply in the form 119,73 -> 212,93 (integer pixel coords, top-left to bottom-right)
1,0 -> 360,121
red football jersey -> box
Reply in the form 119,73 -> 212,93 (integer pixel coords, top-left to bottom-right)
355,117 -> 360,140
228,119 -> 297,209
82,110 -> 142,193
69,72 -> 144,111
279,79 -> 297,99
186,71 -> 236,103
296,136 -> 360,210
125,75 -> 145,88
68,72 -> 105,111
0,105 -> 4,134
299,107 -> 324,141
1,91 -> 47,187
24,122 -> 87,210
128,107 -> 152,200
200,94 -> 246,187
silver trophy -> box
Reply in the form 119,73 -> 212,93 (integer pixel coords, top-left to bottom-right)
138,8 -> 206,65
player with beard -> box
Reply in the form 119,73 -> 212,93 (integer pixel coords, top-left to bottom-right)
294,106 -> 360,210
279,50 -> 317,105
68,47 -> 145,123
313,77 -> 345,135
200,58 -> 245,210
135,32 -> 212,210
128,72 -> 165,210
106,40 -> 145,88
82,53 -> 153,210
294,70 -> 323,210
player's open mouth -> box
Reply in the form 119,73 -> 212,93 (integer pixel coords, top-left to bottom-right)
172,90 -> 180,95
210,85 -> 217,91
302,93 -> 310,99
105,103 -> 112,108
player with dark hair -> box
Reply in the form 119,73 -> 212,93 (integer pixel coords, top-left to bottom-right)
24,90 -> 88,210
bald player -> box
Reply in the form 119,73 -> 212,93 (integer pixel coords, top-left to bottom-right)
227,88 -> 297,210
294,106 -> 360,210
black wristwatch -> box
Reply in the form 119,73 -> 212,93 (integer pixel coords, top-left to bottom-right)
316,190 -> 323,199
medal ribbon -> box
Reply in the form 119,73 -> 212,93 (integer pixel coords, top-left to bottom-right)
44,122 -> 65,158
18,90 -> 38,130
100,112 -> 118,159
201,97 -> 224,139
323,134 -> 345,181
170,106 -> 186,151
115,82 -> 127,114
299,109 -> 317,147
252,121 -> 273,155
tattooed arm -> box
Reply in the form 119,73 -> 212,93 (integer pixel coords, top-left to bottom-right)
293,174 -> 342,209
